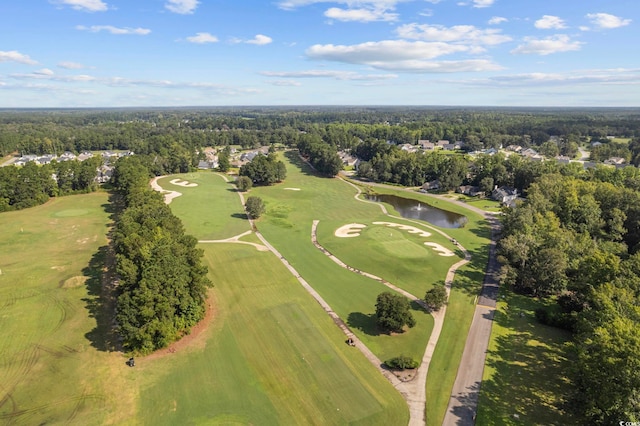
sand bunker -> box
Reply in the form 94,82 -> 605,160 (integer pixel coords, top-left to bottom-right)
424,242 -> 455,257
170,179 -> 198,187
373,222 -> 432,238
150,177 -> 182,204
335,223 -> 367,238
284,187 -> 301,191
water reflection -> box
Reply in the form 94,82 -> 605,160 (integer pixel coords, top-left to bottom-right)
365,193 -> 467,228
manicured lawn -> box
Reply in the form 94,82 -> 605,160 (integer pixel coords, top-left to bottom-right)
247,153 -> 439,362
138,244 -> 408,425
157,171 -> 251,240
344,181 -> 492,425
476,290 -> 575,425
0,193 -> 137,425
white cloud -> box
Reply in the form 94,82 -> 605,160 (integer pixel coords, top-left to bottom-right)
488,16 -> 507,25
58,61 -> 87,69
260,70 -> 397,80
396,23 -> 511,45
535,15 -> 567,30
586,13 -> 631,29
55,0 -> 108,12
324,7 -> 398,22
511,35 -> 583,55
186,32 -> 219,44
462,68 -> 640,87
305,40 -> 502,72
34,68 -> 55,76
277,0 -> 407,10
268,80 -> 303,87
246,34 -> 273,45
472,0 -> 494,8
10,69 -> 96,82
165,0 -> 199,14
307,40 -> 472,63
0,50 -> 38,65
76,25 -> 151,35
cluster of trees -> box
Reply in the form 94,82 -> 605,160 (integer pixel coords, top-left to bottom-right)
111,156 -> 212,355
238,153 -> 286,185
0,157 -> 101,212
297,134 -> 343,177
497,172 -> 640,422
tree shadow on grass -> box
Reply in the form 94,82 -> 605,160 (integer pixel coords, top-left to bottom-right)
347,312 -> 382,336
477,303 -> 574,425
284,150 -> 323,177
82,245 -> 120,352
231,212 -> 249,220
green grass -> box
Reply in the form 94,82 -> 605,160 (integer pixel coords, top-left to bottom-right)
138,244 -> 408,425
343,181 -> 492,425
476,290 -> 575,425
157,171 -> 251,240
247,153 -> 443,362
0,193 -> 138,425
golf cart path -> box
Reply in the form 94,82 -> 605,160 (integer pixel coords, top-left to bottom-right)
343,177 -> 501,426
338,177 -> 471,425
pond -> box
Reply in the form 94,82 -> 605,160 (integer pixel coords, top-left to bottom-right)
364,193 -> 467,228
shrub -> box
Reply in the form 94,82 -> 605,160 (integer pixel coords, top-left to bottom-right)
385,355 -> 419,370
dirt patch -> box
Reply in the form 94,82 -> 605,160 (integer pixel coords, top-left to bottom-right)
143,294 -> 217,361
61,276 -> 88,289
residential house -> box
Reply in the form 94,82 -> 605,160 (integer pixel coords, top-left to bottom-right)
418,140 -> 435,150
491,186 -> 518,205
421,179 -> 441,192
457,185 -> 484,197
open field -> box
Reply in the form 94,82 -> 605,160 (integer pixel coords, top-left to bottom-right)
0,193 -> 137,425
476,291 -> 575,425
138,244 -> 408,425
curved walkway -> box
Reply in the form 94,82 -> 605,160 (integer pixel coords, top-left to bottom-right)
341,176 -> 502,426
337,177 -> 471,425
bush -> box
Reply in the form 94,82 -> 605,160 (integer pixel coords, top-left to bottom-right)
424,286 -> 448,311
385,355 -> 419,370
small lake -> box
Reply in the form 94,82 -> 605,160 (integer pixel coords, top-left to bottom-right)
365,193 -> 467,228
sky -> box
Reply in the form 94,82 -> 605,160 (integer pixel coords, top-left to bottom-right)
1,0 -> 639,107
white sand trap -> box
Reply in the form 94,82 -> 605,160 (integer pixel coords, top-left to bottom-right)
170,179 -> 198,187
373,222 -> 432,238
284,187 -> 301,191
424,242 -> 455,257
335,223 -> 367,238
150,177 -> 182,204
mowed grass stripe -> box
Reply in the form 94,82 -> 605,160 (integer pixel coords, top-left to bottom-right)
248,154 -> 434,362
0,193 -> 137,425
139,244 -> 407,425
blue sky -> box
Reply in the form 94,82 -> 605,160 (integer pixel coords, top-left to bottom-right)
1,0 -> 638,107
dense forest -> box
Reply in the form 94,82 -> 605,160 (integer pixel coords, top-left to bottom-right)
110,156 -> 212,354
499,173 -> 640,422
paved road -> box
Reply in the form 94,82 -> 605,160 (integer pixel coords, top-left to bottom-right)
340,176 -> 503,426
442,211 -> 501,426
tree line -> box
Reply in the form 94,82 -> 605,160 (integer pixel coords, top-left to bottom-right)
111,156 -> 212,355
498,172 -> 640,423
0,157 -> 101,212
